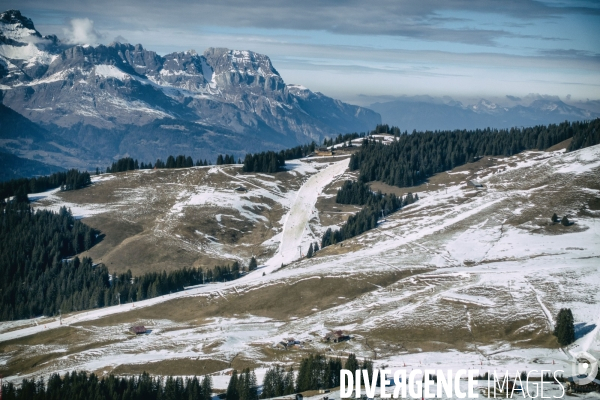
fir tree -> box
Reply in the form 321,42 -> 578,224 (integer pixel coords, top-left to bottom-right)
227,370 -> 240,400
554,308 -> 575,345
249,257 -> 258,271
344,353 -> 359,373
201,374 -> 213,400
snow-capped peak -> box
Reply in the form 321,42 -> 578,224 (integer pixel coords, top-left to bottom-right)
0,9 -> 41,42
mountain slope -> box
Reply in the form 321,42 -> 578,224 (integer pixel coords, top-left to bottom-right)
2,144 -> 598,383
0,151 -> 64,181
0,10 -> 380,170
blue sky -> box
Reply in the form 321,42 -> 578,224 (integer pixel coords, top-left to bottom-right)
4,0 -> 600,105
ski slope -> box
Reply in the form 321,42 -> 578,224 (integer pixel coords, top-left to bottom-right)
0,158 -> 349,342
265,158 -> 349,272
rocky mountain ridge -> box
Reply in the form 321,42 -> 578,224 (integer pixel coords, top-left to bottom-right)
0,10 -> 380,173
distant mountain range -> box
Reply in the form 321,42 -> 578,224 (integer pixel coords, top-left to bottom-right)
369,96 -> 599,132
0,10 -> 380,177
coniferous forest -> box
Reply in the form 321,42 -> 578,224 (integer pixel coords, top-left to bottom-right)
321,180 -> 417,248
242,142 -> 318,173
242,151 -> 286,173
106,154 -> 210,173
103,143 -> 322,176
226,368 -> 260,400
0,203 -> 98,320
0,353 -> 372,400
0,169 -> 91,203
0,371 -> 213,400
0,199 -> 248,321
350,119 -> 599,187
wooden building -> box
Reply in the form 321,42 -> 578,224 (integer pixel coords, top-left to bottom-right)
315,147 -> 333,156
324,330 -> 350,343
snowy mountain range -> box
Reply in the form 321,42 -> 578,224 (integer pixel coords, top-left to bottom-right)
0,10 -> 380,173
370,95 -> 599,132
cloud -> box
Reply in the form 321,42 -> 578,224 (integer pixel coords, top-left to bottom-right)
113,35 -> 128,44
62,18 -> 102,45
506,95 -> 521,101
23,0 -> 600,46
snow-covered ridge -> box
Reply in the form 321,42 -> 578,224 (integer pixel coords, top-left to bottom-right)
0,10 -> 39,42
94,64 -> 131,80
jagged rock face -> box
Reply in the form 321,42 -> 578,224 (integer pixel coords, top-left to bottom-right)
0,10 -> 59,82
0,10 -> 381,168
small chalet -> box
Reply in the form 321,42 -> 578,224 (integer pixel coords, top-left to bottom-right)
315,147 -> 333,156
467,180 -> 484,189
324,330 -> 350,343
234,186 -> 247,192
129,325 -> 147,335
278,337 -> 300,349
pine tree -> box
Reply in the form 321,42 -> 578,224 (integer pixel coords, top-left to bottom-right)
227,371 -> 240,400
166,155 -> 176,168
552,213 -> 559,223
344,353 -> 359,373
201,374 -> 213,400
306,243 -> 314,258
554,308 -> 575,345
561,216 -> 570,226
249,257 -> 258,271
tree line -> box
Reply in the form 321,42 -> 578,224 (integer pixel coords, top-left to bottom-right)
0,169 -> 91,203
321,181 -> 417,248
226,368 -> 259,400
105,142 -> 324,176
322,132 -> 365,147
242,151 -> 286,173
262,352 -> 373,397
106,155 -> 211,173
216,154 -> 241,165
0,371 -> 213,400
567,119 -> 600,151
0,353 -> 373,400
242,142 -> 320,173
349,119 -> 599,188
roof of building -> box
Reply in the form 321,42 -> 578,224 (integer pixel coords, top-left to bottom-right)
130,325 -> 147,334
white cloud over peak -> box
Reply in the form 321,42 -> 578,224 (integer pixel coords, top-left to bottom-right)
62,18 -> 102,45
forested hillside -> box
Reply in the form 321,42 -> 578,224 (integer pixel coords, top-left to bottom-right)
0,201 -> 248,321
350,119 -> 599,187
0,169 -> 91,203
0,204 -> 98,320
321,181 -> 417,248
